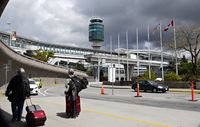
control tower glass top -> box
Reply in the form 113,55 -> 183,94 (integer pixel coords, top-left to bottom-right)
89,18 -> 104,42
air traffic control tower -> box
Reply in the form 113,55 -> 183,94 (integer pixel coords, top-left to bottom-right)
89,18 -> 104,49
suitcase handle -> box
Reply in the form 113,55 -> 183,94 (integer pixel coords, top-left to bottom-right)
25,98 -> 39,111
25,97 -> 33,106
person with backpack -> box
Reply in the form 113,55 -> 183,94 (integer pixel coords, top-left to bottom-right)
65,69 -> 88,118
5,68 -> 30,121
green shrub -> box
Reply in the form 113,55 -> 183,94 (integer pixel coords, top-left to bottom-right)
165,72 -> 181,81
137,69 -> 157,80
86,68 -> 93,76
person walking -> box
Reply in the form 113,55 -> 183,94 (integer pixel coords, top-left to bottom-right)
66,69 -> 78,118
5,68 -> 30,121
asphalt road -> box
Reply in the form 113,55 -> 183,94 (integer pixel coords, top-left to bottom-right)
0,86 -> 200,127
39,86 -> 200,112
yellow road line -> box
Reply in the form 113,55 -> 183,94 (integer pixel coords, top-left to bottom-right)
84,109 -> 172,127
34,99 -> 172,127
0,92 -> 5,96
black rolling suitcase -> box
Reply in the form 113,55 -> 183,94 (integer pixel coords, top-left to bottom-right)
25,98 -> 47,127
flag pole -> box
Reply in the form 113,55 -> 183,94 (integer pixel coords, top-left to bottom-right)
147,25 -> 151,79
110,35 -> 114,95
126,31 -> 129,81
173,18 -> 178,75
160,21 -> 164,80
118,33 -> 121,81
136,27 -> 139,77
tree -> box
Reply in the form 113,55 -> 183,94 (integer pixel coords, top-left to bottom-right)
33,50 -> 54,62
178,55 -> 193,81
181,55 -> 188,63
138,69 -> 157,80
86,68 -> 93,76
176,25 -> 200,79
165,72 -> 181,81
196,59 -> 200,78
76,63 -> 86,71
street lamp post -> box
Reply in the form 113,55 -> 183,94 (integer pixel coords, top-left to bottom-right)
3,64 -> 9,86
6,22 -> 12,46
98,58 -> 100,82
126,31 -> 129,81
110,35 -> 114,95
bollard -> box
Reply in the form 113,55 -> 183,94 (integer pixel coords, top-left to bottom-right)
135,82 -> 142,97
101,82 -> 105,95
191,80 -> 195,101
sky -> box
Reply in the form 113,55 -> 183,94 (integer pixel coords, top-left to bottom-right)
0,0 -> 200,52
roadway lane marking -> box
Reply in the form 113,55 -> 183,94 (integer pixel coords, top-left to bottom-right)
38,89 -> 46,96
34,99 -> 173,127
84,109 -> 172,127
43,87 -> 57,96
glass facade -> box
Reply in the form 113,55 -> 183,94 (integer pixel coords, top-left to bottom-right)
89,18 -> 104,42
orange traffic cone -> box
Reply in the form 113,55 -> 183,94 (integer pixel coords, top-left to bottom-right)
101,84 -> 105,95
135,82 -> 142,97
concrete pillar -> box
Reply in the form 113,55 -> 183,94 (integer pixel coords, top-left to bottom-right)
129,65 -> 135,80
124,64 -> 130,81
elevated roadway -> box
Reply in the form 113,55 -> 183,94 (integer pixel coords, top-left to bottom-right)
0,40 -> 87,86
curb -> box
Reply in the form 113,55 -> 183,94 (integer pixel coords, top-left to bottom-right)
169,89 -> 200,94
90,85 -> 200,94
90,85 -> 131,89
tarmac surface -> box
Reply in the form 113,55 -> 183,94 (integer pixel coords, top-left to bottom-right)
0,82 -> 200,127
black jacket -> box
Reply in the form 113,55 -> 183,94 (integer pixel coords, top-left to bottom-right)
65,76 -> 88,100
5,74 -> 30,104
71,76 -> 88,94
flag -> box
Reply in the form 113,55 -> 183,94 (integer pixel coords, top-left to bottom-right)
11,30 -> 16,41
164,20 -> 174,31
152,24 -> 160,34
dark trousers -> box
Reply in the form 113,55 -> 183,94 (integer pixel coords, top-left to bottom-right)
11,100 -> 24,119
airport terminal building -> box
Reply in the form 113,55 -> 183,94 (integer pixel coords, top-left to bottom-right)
0,31 -> 175,82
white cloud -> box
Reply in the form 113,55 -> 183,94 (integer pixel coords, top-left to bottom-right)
1,0 -> 90,48
1,0 -> 200,51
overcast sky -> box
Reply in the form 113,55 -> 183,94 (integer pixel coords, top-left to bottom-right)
0,0 -> 200,51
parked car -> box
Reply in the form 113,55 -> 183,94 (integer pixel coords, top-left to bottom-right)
155,78 -> 163,81
131,80 -> 169,93
34,79 -> 42,88
29,79 -> 39,95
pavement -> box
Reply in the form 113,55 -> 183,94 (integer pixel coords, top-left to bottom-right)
1,96 -> 199,127
1,82 -> 200,127
0,88 -> 5,96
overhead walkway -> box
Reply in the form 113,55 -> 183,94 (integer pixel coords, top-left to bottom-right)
0,40 -> 87,86
85,54 -> 169,66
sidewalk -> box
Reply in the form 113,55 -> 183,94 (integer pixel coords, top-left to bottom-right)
0,88 -> 5,96
89,82 -> 200,94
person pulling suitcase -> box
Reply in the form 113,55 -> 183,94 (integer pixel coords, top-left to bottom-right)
5,68 -> 30,121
